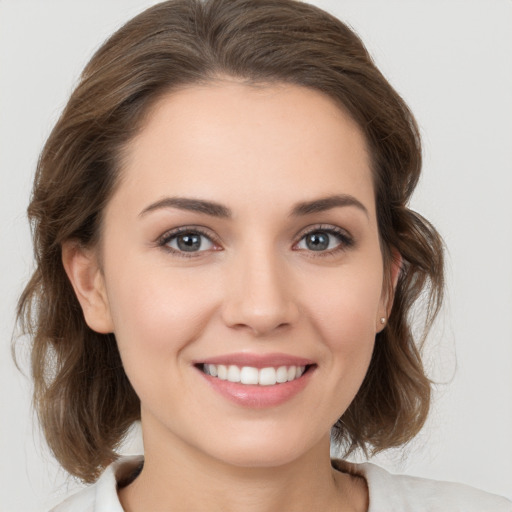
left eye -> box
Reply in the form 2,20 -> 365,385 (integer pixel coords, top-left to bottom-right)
296,230 -> 345,252
165,232 -> 215,253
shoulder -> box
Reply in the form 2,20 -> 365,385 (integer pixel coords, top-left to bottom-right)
334,460 -> 512,512
49,485 -> 96,512
49,456 -> 143,512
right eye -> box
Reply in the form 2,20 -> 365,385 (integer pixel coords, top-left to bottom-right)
159,228 -> 218,256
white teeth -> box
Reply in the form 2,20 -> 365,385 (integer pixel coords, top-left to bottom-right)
217,364 -> 228,380
259,367 -> 276,386
227,365 -> 241,382
202,364 -> 307,385
276,366 -> 288,383
240,366 -> 259,385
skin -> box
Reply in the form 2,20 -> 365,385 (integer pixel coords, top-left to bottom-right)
63,80 -> 398,512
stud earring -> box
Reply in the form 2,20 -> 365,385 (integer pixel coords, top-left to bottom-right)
380,317 -> 386,325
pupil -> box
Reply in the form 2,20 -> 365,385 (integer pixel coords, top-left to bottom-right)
306,232 -> 329,251
177,234 -> 201,251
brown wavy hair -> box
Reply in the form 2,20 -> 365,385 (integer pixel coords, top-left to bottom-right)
16,0 -> 444,483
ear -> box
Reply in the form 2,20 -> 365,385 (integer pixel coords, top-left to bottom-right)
376,248 -> 402,332
61,241 -> 114,334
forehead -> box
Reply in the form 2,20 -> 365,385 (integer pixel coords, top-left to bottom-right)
115,81 -> 376,219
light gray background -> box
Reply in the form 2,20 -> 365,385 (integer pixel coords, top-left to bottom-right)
1,1 -> 511,510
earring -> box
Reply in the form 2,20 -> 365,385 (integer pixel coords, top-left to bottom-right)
379,317 -> 386,325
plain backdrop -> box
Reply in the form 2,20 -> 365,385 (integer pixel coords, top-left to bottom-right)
1,1 -> 511,510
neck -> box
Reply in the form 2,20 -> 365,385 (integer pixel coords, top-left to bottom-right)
118,427 -> 367,512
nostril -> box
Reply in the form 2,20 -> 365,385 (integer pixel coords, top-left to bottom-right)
221,274 -> 300,335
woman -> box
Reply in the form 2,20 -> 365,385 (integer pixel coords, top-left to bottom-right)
14,0 -> 512,510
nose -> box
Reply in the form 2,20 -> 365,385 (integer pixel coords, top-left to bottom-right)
221,246 -> 299,337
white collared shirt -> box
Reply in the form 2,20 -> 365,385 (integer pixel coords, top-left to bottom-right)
51,455 -> 512,511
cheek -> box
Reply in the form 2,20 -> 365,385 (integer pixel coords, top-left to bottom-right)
105,261 -> 218,358
308,266 -> 383,340
104,262 -> 222,412
294,267 -> 382,427
303,261 -> 383,383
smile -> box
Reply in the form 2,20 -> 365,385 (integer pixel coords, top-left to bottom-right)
201,364 -> 307,386
194,353 -> 316,407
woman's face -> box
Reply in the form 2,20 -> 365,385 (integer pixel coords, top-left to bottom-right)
85,81 -> 390,467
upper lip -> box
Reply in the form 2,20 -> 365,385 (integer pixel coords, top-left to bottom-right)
194,352 -> 316,369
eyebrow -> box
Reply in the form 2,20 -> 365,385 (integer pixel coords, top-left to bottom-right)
291,194 -> 369,218
139,193 -> 368,219
139,197 -> 232,218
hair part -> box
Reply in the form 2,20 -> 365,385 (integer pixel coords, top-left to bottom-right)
16,0 -> 443,482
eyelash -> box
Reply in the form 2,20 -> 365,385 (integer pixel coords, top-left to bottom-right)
294,224 -> 354,257
157,224 -> 354,258
157,226 -> 221,259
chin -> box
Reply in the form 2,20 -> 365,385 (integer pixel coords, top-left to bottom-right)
199,426 -> 326,469
213,446 -> 304,469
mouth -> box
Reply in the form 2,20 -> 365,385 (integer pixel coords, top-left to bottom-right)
196,363 -> 314,386
193,354 -> 316,407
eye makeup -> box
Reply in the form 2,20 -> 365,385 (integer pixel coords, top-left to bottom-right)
155,222 -> 355,260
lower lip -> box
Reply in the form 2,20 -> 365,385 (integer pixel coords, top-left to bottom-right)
197,367 -> 315,408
